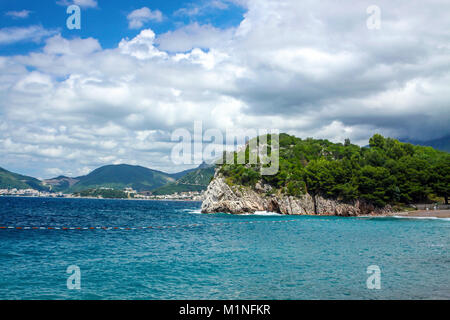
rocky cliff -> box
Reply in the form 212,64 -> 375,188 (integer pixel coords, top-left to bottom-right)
201,172 -> 392,216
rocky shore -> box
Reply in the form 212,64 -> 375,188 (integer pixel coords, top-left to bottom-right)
201,172 -> 393,216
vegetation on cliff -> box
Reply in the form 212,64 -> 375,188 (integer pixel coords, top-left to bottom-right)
219,134 -> 449,207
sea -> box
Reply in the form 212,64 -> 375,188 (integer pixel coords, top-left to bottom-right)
0,196 -> 448,300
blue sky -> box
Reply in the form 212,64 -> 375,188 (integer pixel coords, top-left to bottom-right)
0,0 -> 245,55
0,0 -> 449,178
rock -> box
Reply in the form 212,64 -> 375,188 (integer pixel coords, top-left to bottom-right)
201,173 -> 393,216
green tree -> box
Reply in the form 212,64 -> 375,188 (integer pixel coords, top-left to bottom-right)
344,138 -> 351,147
369,134 -> 386,149
358,166 -> 395,207
430,156 -> 450,204
218,133 -> 448,210
304,159 -> 328,213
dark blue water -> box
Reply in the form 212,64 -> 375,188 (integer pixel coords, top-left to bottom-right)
0,197 -> 449,300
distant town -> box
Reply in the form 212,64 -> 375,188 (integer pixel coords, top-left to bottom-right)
0,187 -> 205,201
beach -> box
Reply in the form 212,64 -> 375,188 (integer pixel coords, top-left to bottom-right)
389,210 -> 450,218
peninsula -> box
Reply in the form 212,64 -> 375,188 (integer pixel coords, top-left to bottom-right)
201,134 -> 449,216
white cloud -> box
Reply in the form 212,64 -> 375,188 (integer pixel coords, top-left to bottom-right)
74,0 -> 97,8
118,29 -> 167,59
56,0 -> 98,8
175,0 -> 230,17
157,23 -> 234,52
5,10 -> 32,19
45,167 -> 64,176
0,25 -> 58,45
43,35 -> 101,56
127,7 -> 163,29
1,0 -> 450,177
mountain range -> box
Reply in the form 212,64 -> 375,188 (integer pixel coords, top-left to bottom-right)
0,162 -> 215,195
0,167 -> 49,191
401,135 -> 450,153
152,162 -> 215,195
2,136 -> 447,195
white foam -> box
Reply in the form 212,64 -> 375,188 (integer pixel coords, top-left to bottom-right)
360,215 -> 450,221
184,209 -> 202,214
243,211 -> 282,216
391,215 -> 450,221
183,209 -> 282,216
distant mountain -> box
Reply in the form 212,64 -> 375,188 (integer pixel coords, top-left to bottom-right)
177,163 -> 215,185
43,176 -> 80,192
401,135 -> 450,152
151,183 -> 207,195
2,162 -> 216,195
169,167 -> 197,180
168,161 -> 211,180
0,167 -> 49,191
152,163 -> 215,195
68,164 -> 175,192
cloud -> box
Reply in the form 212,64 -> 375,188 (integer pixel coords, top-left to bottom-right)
43,34 -> 101,56
45,167 -> 64,176
127,7 -> 163,29
175,0 -> 230,17
5,10 -> 32,19
156,23 -> 234,52
56,0 -> 98,8
1,0 -> 450,177
0,25 -> 58,45
119,29 -> 166,59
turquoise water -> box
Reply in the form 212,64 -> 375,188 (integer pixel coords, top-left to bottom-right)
0,197 -> 449,300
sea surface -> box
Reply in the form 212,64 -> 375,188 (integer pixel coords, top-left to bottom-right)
0,196 -> 449,300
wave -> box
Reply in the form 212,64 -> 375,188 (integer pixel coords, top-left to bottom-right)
182,209 -> 282,216
359,215 -> 450,221
391,215 -> 450,221
183,209 -> 202,214
242,211 -> 282,216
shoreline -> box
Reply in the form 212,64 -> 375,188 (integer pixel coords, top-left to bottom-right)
0,195 -> 203,203
384,209 -> 450,218
2,195 -> 448,217
209,209 -> 450,218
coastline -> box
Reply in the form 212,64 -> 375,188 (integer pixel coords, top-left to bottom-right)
240,210 -> 450,218
2,195 -> 448,217
385,209 -> 450,218
0,195 -> 202,202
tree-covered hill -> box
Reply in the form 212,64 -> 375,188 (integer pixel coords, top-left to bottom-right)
74,188 -> 129,199
176,163 -> 215,185
0,167 -> 49,191
152,163 -> 215,195
68,164 -> 176,192
1,163 -> 215,196
220,134 -> 449,206
45,163 -> 215,195
44,176 -> 80,192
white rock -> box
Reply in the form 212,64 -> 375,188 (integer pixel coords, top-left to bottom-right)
201,173 -> 392,216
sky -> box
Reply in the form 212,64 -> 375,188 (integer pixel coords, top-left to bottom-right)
0,0 -> 449,179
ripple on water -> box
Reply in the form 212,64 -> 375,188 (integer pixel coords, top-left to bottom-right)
0,197 -> 449,299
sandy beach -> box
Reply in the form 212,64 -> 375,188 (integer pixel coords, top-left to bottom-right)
389,210 -> 450,218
